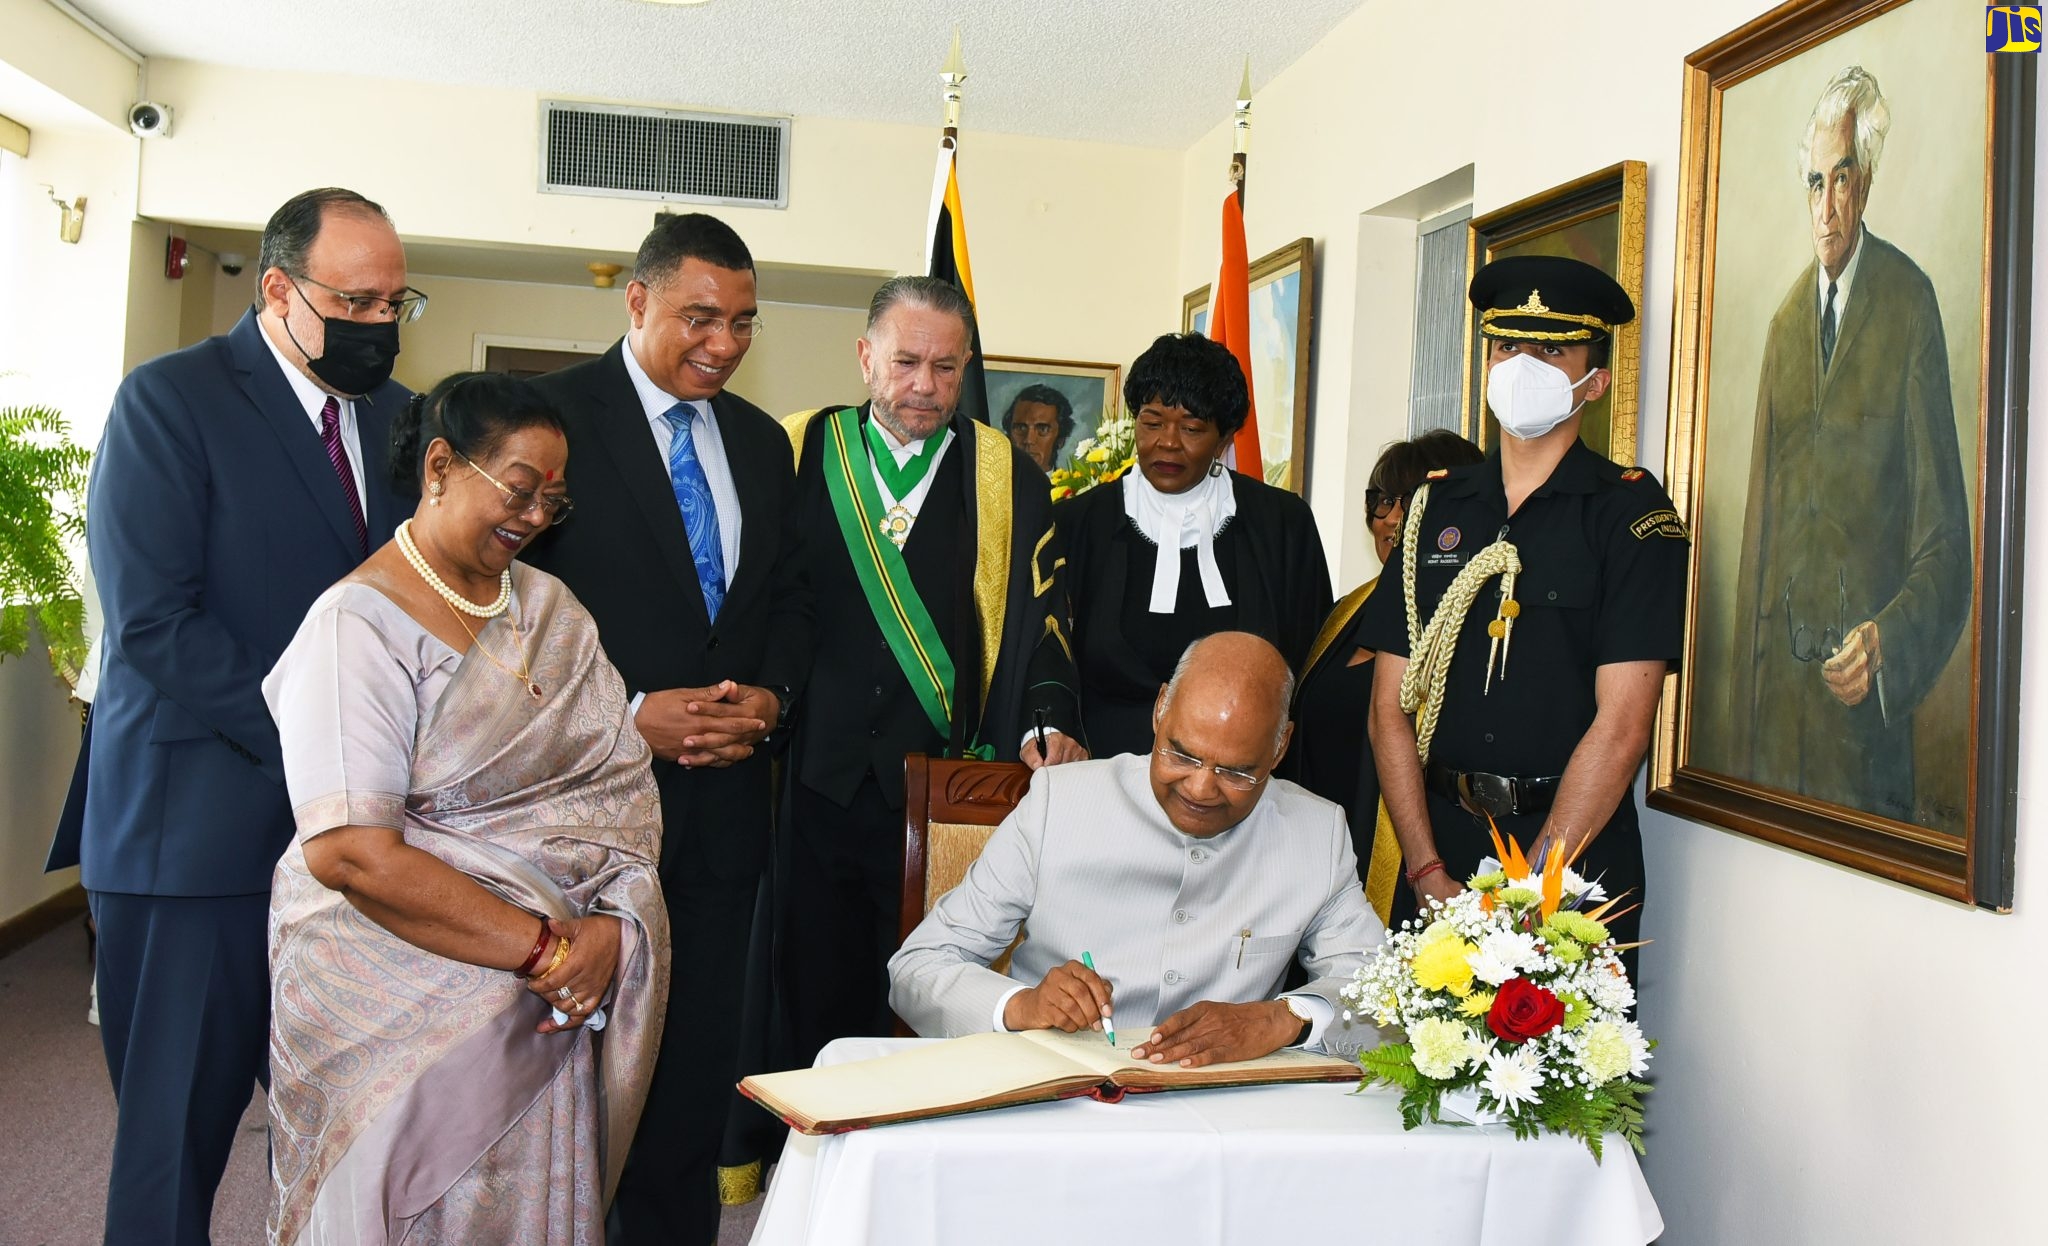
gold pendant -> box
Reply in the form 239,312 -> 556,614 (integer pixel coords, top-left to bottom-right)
879,504 -> 914,549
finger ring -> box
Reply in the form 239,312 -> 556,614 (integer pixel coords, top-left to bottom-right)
568,994 -> 584,1012
556,986 -> 571,1001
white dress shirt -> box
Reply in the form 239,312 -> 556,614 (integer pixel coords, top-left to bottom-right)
258,316 -> 365,503
868,416 -> 955,531
622,338 -> 743,583
1815,222 -> 1867,348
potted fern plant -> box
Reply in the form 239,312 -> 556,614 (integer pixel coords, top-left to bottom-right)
0,388 -> 91,685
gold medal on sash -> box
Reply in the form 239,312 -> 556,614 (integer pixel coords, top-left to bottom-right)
880,503 -> 915,548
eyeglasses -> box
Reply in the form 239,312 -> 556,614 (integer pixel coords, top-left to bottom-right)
1153,746 -> 1268,793
643,283 -> 764,339
454,449 -> 574,524
292,273 -> 429,323
1366,488 -> 1405,521
1784,569 -> 1845,663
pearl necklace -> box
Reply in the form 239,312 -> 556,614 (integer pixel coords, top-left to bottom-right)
396,519 -> 511,618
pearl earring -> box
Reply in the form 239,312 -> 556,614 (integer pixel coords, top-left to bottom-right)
429,480 -> 443,507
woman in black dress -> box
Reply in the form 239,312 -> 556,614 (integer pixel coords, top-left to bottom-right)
1290,430 -> 1484,919
1054,333 -> 1331,759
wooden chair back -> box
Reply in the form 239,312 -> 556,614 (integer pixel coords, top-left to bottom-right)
899,755 -> 1034,962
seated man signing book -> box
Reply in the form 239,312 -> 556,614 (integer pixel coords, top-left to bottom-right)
889,632 -> 1385,1066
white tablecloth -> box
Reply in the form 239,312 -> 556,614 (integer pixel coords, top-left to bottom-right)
750,1038 -> 1662,1246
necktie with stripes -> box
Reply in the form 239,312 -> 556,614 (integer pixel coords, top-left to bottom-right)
319,396 -> 368,555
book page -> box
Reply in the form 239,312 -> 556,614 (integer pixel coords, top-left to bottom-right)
741,1032 -> 1097,1130
1019,1025 -> 1360,1086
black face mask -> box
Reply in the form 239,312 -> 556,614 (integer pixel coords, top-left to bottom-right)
283,289 -> 401,396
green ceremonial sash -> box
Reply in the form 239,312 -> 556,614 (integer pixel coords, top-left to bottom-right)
821,406 -> 958,739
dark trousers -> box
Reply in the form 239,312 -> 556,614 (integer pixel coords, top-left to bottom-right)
779,776 -> 902,1069
89,890 -> 270,1246
610,875 -> 757,1246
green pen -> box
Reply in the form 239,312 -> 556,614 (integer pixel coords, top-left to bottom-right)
1080,950 -> 1116,1046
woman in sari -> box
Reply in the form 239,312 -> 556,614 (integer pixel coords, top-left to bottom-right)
261,371 -> 668,1245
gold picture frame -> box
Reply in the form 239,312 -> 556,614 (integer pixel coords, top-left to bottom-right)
983,355 -> 1124,476
1181,237 -> 1316,494
1459,161 -> 1648,465
1647,0 -> 2032,907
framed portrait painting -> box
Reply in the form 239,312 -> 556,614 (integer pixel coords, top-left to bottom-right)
1181,237 -> 1316,494
1648,0 -> 2033,908
1459,161 -> 1649,465
983,356 -> 1122,477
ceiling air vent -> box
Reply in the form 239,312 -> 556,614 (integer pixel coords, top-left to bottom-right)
540,100 -> 790,209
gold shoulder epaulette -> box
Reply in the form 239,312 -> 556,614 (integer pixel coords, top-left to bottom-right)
1619,468 -> 1646,481
1426,468 -> 1450,480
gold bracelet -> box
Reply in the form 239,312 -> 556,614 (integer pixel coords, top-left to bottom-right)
540,936 -> 571,978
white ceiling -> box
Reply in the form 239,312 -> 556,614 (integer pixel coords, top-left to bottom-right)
72,0 -> 1368,148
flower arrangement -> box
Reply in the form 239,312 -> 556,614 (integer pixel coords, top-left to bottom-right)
1047,405 -> 1135,501
1340,826 -> 1652,1160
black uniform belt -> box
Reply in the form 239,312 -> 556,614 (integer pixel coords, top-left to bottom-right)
1426,760 -> 1562,821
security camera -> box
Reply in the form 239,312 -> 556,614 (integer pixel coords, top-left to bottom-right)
219,252 -> 245,277
128,101 -> 173,138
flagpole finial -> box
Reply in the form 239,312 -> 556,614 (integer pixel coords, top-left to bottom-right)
940,28 -> 967,136
1229,56 -> 1252,201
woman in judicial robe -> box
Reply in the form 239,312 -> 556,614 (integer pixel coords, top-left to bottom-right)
1290,430 -> 1483,918
1054,332 -> 1331,759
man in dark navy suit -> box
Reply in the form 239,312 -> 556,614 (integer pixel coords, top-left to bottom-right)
57,187 -> 416,1245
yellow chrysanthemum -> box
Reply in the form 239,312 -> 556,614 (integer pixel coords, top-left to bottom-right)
1086,446 -> 1112,464
1411,934 -> 1478,997
1458,989 -> 1497,1018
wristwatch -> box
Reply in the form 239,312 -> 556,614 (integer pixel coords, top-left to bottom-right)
762,684 -> 795,729
1279,995 -> 1313,1045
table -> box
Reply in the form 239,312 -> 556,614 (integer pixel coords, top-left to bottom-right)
750,1038 -> 1662,1246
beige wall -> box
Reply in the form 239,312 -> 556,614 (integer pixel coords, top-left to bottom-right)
389,273 -> 868,419
1178,2 -> 2043,1241
134,58 -> 1183,378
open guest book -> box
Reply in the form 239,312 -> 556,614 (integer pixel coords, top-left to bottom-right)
739,1028 -> 1362,1135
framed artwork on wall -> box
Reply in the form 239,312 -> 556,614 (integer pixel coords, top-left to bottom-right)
1648,0 -> 2033,908
1459,161 -> 1649,465
983,356 -> 1123,477
1181,237 -> 1316,494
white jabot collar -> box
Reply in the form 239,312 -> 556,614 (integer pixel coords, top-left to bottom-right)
1122,467 -> 1235,612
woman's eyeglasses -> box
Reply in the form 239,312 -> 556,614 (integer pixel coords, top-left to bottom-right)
1366,488 -> 1404,521
455,450 -> 574,524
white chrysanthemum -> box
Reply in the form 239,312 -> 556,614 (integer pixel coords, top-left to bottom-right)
1408,1017 -> 1481,1079
1480,1044 -> 1546,1110
1468,930 -> 1541,985
1578,1021 -> 1633,1084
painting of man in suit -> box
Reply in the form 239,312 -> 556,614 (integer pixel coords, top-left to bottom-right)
1720,66 -> 1971,830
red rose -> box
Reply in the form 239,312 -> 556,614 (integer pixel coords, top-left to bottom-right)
1486,977 -> 1565,1044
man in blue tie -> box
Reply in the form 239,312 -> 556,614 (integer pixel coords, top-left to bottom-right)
58,187 -> 415,1244
524,212 -> 814,1245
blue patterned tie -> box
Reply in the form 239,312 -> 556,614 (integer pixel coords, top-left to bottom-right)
664,402 -> 726,622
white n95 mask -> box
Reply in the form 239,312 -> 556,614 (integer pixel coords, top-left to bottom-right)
1486,352 -> 1598,440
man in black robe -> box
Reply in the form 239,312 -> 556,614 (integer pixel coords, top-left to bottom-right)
777,276 -> 1087,1067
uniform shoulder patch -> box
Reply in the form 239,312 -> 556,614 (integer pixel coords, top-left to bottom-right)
1629,508 -> 1688,541
1425,468 -> 1450,480
1619,468 -> 1646,481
